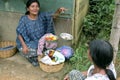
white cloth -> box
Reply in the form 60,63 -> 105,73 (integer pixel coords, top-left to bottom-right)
85,62 -> 116,80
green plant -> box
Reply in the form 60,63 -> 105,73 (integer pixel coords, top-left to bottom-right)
69,0 -> 115,72
69,45 -> 91,71
82,0 -> 115,40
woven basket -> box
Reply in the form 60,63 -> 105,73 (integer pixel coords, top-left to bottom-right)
38,56 -> 64,72
0,41 -> 17,58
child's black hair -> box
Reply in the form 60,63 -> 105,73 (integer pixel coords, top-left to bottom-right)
89,40 -> 116,80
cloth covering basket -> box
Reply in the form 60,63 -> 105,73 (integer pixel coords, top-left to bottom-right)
0,41 -> 17,58
38,56 -> 64,72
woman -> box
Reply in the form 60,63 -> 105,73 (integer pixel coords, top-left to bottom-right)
16,0 -> 66,66
64,40 -> 116,80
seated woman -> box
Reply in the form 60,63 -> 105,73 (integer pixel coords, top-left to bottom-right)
16,0 -> 66,66
64,40 -> 117,80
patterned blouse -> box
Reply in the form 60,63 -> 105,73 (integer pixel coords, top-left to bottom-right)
16,12 -> 55,49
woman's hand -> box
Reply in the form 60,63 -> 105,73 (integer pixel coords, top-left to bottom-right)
53,7 -> 67,18
64,74 -> 69,80
18,35 -> 29,54
22,45 -> 29,54
82,71 -> 87,77
57,7 -> 67,13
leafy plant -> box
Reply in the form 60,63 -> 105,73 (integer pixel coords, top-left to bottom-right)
69,0 -> 115,72
82,0 -> 115,40
69,45 -> 91,71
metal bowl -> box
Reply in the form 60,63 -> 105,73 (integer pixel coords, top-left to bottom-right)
60,33 -> 73,40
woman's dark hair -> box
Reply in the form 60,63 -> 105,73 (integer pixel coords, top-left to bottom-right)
89,40 -> 116,80
25,0 -> 40,15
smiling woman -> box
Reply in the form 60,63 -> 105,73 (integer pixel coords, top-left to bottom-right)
16,0 -> 67,67
0,0 -> 89,48
25,0 -> 40,17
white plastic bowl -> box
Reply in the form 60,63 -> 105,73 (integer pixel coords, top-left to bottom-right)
60,33 -> 73,40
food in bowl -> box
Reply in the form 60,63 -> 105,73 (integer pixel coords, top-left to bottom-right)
45,35 -> 58,41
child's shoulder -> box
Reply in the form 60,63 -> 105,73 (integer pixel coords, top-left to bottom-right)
85,73 -> 109,80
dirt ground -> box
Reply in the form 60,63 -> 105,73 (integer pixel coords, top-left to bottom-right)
115,54 -> 120,80
0,53 -> 71,80
0,53 -> 120,80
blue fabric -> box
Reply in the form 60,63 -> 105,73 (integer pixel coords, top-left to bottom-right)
16,12 -> 55,49
0,46 -> 15,51
19,48 -> 39,66
56,46 -> 74,59
18,48 -> 37,58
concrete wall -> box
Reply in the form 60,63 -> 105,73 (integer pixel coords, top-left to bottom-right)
0,11 -> 22,41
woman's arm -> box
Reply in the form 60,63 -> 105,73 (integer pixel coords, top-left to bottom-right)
82,71 -> 88,77
18,35 -> 29,54
53,7 -> 67,18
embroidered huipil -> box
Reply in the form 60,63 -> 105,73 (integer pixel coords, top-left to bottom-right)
16,12 -> 55,49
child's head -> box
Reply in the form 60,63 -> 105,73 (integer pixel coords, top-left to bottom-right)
88,40 -> 116,80
88,40 -> 113,69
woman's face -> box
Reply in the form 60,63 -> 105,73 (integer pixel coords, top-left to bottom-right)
27,2 -> 39,15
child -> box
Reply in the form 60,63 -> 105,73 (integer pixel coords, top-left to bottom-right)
64,40 -> 116,80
